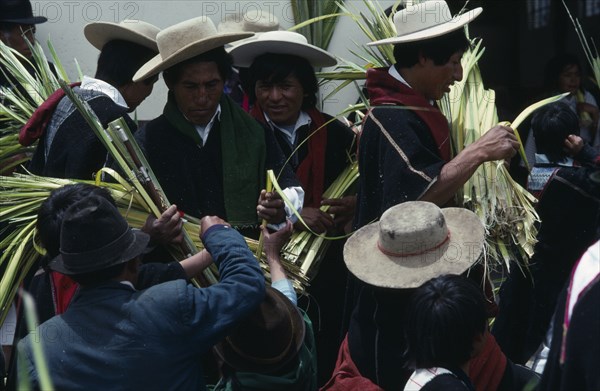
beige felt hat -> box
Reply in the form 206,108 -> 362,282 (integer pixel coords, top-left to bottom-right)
217,9 -> 281,33
368,0 -> 482,46
84,19 -> 160,51
344,201 -> 484,289
229,30 -> 337,68
132,16 -> 253,82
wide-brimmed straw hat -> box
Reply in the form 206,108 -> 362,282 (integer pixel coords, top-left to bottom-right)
229,30 -> 337,68
217,9 -> 281,34
49,195 -> 149,276
344,201 -> 484,289
132,16 -> 253,82
0,0 -> 47,25
368,0 -> 482,46
214,287 -> 305,373
84,19 -> 161,51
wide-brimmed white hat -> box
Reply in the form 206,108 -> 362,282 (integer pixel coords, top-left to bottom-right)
229,30 -> 337,68
368,0 -> 482,46
217,9 -> 281,33
344,201 -> 484,289
84,19 -> 160,51
133,16 -> 253,82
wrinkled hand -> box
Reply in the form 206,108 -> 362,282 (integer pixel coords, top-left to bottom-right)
142,205 -> 184,245
475,124 -> 520,162
322,195 -> 356,233
564,134 -> 584,156
294,207 -> 334,234
200,215 -> 230,237
261,220 -> 293,263
257,190 -> 286,224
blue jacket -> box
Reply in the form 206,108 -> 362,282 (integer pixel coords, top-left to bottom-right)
18,225 -> 265,390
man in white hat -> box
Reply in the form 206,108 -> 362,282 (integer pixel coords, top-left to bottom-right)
217,9 -> 281,109
229,30 -> 356,385
339,1 -> 531,390
23,19 -> 161,180
133,17 -> 303,233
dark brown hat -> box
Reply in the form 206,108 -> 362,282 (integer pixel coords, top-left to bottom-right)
214,287 -> 305,373
49,195 -> 149,275
0,0 -> 47,25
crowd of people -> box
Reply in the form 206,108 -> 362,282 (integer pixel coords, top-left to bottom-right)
1,0 -> 599,390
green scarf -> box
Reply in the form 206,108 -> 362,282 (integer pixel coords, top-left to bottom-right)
163,92 -> 266,226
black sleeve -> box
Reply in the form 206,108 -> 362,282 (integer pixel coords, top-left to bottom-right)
43,95 -> 130,180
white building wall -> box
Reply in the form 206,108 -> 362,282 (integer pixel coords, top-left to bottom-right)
33,0 -> 396,120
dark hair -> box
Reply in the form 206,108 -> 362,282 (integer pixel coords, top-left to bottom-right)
37,184 -> 115,258
70,261 -> 129,286
94,40 -> 158,87
393,29 -> 470,68
405,274 -> 487,369
247,53 -> 318,109
163,46 -> 233,86
543,53 -> 582,92
532,102 -> 579,163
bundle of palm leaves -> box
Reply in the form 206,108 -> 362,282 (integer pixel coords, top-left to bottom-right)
0,38 -> 75,173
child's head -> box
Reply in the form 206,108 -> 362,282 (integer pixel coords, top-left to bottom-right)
532,102 -> 579,163
405,274 -> 487,369
544,53 -> 582,94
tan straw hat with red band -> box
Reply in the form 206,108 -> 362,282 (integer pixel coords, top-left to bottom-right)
344,201 -> 484,289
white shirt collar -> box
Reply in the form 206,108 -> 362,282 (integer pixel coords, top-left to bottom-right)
80,76 -> 128,109
388,66 -> 435,105
119,280 -> 135,290
265,111 -> 312,146
388,65 -> 412,88
194,104 -> 222,146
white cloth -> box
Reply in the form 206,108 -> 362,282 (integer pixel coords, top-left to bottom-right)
80,76 -> 128,109
567,240 -> 600,321
193,105 -> 222,146
268,187 -> 305,230
404,367 -> 454,390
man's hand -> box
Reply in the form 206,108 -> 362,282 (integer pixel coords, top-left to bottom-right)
142,205 -> 184,245
294,207 -> 334,234
261,220 -> 293,263
200,215 -> 230,236
257,190 -> 286,224
261,221 -> 293,282
322,195 -> 356,234
473,124 -> 520,162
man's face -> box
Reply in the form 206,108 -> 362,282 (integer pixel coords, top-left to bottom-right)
255,74 -> 305,126
0,24 -> 36,59
120,76 -> 158,112
422,51 -> 464,101
168,61 -> 224,126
